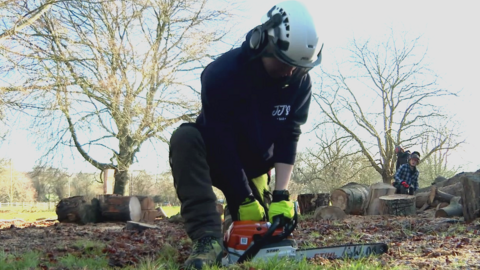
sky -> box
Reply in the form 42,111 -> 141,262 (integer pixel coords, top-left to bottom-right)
1,0 -> 479,173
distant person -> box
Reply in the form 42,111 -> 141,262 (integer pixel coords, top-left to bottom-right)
395,146 -> 410,171
394,153 -> 420,195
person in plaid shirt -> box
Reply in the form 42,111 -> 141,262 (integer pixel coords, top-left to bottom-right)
394,153 -> 420,195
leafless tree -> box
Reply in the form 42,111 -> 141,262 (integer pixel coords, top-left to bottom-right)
417,124 -> 461,187
313,32 -> 462,184
291,126 -> 378,194
2,0 -> 236,194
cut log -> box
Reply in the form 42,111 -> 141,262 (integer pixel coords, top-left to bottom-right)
435,196 -> 463,218
156,207 -> 167,218
379,194 -> 416,216
460,174 -> 480,223
314,206 -> 346,221
97,195 -> 141,222
125,221 -> 159,233
297,193 -> 330,215
56,196 -> 100,225
415,182 -> 464,208
136,196 -> 155,210
366,182 -> 396,215
140,210 -> 160,224
331,182 -> 369,215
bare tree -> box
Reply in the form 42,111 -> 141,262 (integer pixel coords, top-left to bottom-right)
2,0 -> 236,194
292,126 -> 378,194
313,32 -> 462,184
417,124 -> 461,187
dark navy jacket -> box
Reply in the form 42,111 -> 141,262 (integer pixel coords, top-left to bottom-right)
196,38 -> 312,204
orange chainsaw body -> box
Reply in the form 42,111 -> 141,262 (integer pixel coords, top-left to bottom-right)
224,220 -> 290,252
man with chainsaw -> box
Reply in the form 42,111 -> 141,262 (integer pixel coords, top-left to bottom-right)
394,152 -> 421,195
169,1 -> 323,269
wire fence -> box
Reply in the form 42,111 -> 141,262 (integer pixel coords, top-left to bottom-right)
0,202 -> 58,211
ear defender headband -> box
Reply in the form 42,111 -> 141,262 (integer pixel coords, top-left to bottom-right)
249,13 -> 283,52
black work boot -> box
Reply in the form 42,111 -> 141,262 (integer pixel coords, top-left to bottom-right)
184,236 -> 225,269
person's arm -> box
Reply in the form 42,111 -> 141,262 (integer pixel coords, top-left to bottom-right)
394,165 -> 406,184
274,163 -> 293,190
412,171 -> 419,190
272,76 -> 312,189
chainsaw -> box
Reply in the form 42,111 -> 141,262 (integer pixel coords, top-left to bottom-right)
222,208 -> 388,265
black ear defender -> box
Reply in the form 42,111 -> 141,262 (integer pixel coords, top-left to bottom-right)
249,13 -> 283,51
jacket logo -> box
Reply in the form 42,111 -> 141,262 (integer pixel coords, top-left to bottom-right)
272,105 -> 290,118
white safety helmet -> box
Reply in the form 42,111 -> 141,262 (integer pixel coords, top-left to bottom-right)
249,0 -> 322,69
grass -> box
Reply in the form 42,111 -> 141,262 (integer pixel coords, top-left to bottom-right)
0,250 -> 394,270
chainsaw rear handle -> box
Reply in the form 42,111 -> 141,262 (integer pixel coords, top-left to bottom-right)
237,202 -> 298,263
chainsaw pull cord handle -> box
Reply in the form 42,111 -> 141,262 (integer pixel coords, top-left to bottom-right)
236,202 -> 298,264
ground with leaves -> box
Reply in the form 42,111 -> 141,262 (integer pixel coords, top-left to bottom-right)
1,210 -> 479,269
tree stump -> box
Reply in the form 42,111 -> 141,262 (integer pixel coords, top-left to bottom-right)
366,182 -> 396,215
379,194 -> 416,216
460,173 -> 480,223
297,193 -> 330,215
331,182 -> 369,215
56,196 -> 100,225
97,195 -> 141,222
435,196 -> 463,218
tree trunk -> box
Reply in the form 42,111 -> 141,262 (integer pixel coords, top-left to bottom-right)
366,182 -> 396,215
113,169 -> 128,195
331,182 -> 369,215
55,196 -> 100,225
297,193 -> 330,215
460,174 -> 480,223
379,194 -> 416,216
98,195 -> 141,222
435,196 -> 463,218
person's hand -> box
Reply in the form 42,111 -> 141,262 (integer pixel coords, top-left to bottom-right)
238,195 -> 265,221
268,190 -> 294,224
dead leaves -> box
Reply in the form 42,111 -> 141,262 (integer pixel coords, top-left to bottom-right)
1,213 -> 480,269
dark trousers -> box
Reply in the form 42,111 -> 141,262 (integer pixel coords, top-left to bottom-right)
170,123 -> 272,240
169,123 -> 222,241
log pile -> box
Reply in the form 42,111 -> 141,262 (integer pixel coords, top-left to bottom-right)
298,170 -> 480,222
56,195 -> 161,225
415,171 -> 480,222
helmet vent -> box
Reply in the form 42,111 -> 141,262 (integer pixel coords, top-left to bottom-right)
283,18 -> 289,23
286,25 -> 290,31
307,45 -> 314,48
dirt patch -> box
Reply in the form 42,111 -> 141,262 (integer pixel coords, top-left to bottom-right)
1,210 -> 480,269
